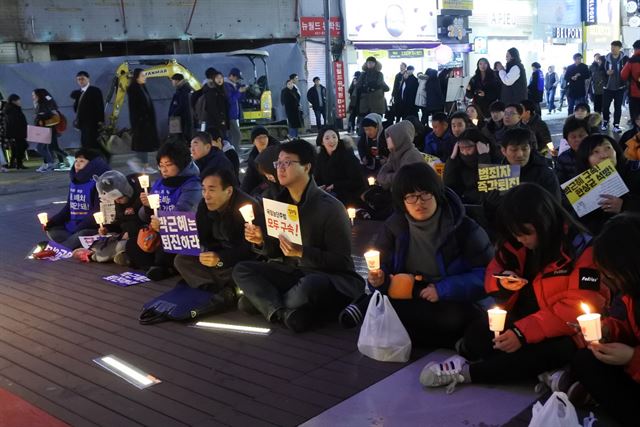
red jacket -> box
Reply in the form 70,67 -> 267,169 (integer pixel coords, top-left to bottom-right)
621,54 -> 640,98
485,234 -> 610,345
604,295 -> 640,383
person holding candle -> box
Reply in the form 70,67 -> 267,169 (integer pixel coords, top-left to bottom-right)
44,148 -> 110,249
173,168 -> 260,303
232,140 -> 365,333
570,213 -> 640,426
314,126 -> 367,207
420,183 -> 609,392
125,140 -> 201,281
339,162 -> 493,344
240,126 -> 281,197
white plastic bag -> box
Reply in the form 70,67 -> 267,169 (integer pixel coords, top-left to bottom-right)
529,392 -> 581,427
357,290 -> 412,362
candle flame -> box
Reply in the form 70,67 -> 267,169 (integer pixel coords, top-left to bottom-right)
581,302 -> 590,315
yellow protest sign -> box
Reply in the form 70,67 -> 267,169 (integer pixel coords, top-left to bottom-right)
263,198 -> 302,244
477,164 -> 520,192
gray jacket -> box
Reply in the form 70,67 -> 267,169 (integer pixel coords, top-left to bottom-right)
377,120 -> 425,189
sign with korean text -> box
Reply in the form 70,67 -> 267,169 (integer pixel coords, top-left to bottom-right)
103,272 -> 151,287
477,164 -> 520,192
29,241 -> 73,262
300,17 -> 342,37
439,0 -> 473,10
423,153 -> 445,177
334,61 -> 347,119
561,159 -> 629,217
388,49 -> 424,58
79,234 -> 110,249
263,198 -> 302,245
582,0 -> 597,25
157,211 -> 200,256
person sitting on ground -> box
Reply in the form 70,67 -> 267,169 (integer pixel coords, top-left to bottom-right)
314,126 -> 367,207
421,183 -> 610,393
424,112 -> 455,161
340,163 -> 493,345
125,140 -> 202,281
73,170 -> 144,264
574,134 -> 640,235
232,140 -> 365,332
494,103 -> 526,145
571,213 -> 640,427
189,131 -> 234,179
209,127 -> 239,178
521,99 -> 552,155
556,117 -> 591,185
173,168 -> 260,307
443,129 -> 502,205
466,104 -> 486,130
44,149 -> 110,249
241,126 -> 280,196
357,113 -> 389,173
253,145 -> 283,201
482,101 -> 506,144
449,111 -> 471,142
376,120 -> 425,190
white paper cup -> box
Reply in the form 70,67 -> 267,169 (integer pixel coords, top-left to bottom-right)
364,250 -> 380,270
37,212 -> 48,225
239,204 -> 255,223
147,194 -> 160,210
368,177 -> 375,186
93,212 -> 105,226
138,174 -> 149,190
488,307 -> 507,336
347,207 -> 356,219
577,313 -> 602,342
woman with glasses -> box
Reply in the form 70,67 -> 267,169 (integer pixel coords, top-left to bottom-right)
343,162 -> 493,345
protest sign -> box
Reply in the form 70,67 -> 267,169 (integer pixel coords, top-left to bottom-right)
262,198 -> 303,245
477,164 -> 520,192
28,241 -> 73,261
100,201 -> 117,225
79,235 -> 110,249
103,272 -> 150,287
157,211 -> 200,256
423,153 -> 445,177
561,159 -> 629,217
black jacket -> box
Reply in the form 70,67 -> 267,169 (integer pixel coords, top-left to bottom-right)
282,87 -> 303,128
194,147 -> 234,180
500,61 -> 527,105
241,137 -> 280,196
198,82 -> 229,131
525,114 -> 552,153
443,145 -> 503,204
104,174 -> 145,238
425,69 -> 445,112
168,81 -> 193,140
127,83 -> 159,152
466,72 -> 501,117
314,143 -> 367,206
4,103 -> 27,140
400,74 -> 419,107
74,86 -> 104,128
306,85 -> 327,110
565,63 -> 591,98
196,189 -> 260,267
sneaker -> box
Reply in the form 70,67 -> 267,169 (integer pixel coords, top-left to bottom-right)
237,295 -> 259,315
600,123 -> 608,132
567,381 -> 595,407
72,248 -> 93,263
613,125 -> 622,134
338,293 -> 371,328
36,164 -> 48,172
113,251 -> 130,266
66,155 -> 76,168
283,308 -> 313,333
419,355 -> 468,394
54,162 -> 71,171
535,368 -> 572,393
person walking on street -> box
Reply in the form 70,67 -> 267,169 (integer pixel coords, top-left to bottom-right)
589,54 -> 606,114
399,65 -> 419,119
544,66 -> 558,114
565,53 -> 591,115
168,73 -> 193,142
72,71 -> 105,158
496,48 -> 527,105
601,41 -> 629,133
306,76 -> 327,129
527,62 -> 544,104
4,94 -> 28,169
621,40 -> 640,125
127,68 -> 159,169
32,88 -> 62,172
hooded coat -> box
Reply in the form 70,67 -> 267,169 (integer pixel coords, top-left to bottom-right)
357,60 -> 388,115
168,80 -> 194,141
241,136 -> 280,196
254,145 -> 282,200
127,82 -> 159,152
377,121 -> 425,190
357,112 -> 389,171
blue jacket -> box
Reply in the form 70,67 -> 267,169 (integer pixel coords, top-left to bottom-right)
224,80 -> 245,120
424,130 -> 455,161
372,188 -> 494,302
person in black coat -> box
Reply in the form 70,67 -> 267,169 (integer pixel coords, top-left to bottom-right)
127,68 -> 159,163
424,69 -> 445,121
73,71 -> 105,156
314,126 -> 367,207
282,79 -> 303,137
4,94 -> 28,169
390,62 -> 407,123
565,53 -> 591,114
465,58 -> 501,118
399,66 -> 419,119
241,126 -> 280,196
168,73 -> 193,142
194,69 -> 229,135
306,76 -> 327,128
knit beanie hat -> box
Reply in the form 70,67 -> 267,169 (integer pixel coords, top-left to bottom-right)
251,126 -> 270,142
94,170 -> 134,201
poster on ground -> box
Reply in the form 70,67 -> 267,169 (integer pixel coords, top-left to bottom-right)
477,164 -> 520,192
103,272 -> 151,287
157,211 -> 200,256
262,198 -> 303,245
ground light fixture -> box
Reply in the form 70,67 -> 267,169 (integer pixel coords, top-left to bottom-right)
193,321 -> 271,335
93,355 -> 161,389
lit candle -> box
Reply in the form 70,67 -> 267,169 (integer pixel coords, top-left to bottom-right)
488,307 -> 507,338
472,118 -> 479,126
546,142 -> 554,151
347,207 -> 356,225
138,174 -> 149,193
364,250 -> 380,271
368,176 -> 375,186
93,212 -> 105,227
577,302 -> 602,343
37,212 -> 48,225
239,204 -> 255,224
147,193 -> 160,217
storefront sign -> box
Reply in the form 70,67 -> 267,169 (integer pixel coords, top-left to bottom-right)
553,27 -> 582,39
300,17 -> 342,37
388,49 -> 424,58
345,1 -> 438,41
439,0 -> 473,10
489,12 -> 517,27
583,0 -> 597,25
333,61 -> 347,119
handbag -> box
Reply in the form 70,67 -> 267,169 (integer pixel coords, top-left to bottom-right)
357,290 -> 412,362
55,112 -> 67,133
137,227 -> 161,253
42,112 -> 61,127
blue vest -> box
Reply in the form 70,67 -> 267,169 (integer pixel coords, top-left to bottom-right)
66,179 -> 96,233
151,176 -> 198,212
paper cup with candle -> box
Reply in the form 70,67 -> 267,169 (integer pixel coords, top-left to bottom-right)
138,174 -> 150,193
488,307 -> 507,338
364,250 -> 380,271
93,212 -> 105,227
347,207 -> 356,225
577,302 -> 602,342
239,204 -> 255,224
368,176 -> 375,186
37,212 -> 48,225
147,193 -> 160,216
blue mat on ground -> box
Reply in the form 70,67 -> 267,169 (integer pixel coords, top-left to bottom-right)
301,349 -> 543,427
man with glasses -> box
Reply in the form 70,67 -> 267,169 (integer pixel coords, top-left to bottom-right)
232,140 -> 364,332
494,103 -> 526,145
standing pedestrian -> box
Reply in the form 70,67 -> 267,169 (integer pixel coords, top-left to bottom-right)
195,69 -> 229,138
399,65 -> 419,119
127,68 -> 159,169
558,66 -> 568,111
527,62 -> 544,104
168,73 -> 193,142
621,40 -> 640,125
423,68 -> 444,123
32,88 -> 61,173
357,56 -> 389,120
544,66 -> 559,114
391,62 -> 407,123
466,58 -> 500,118
589,54 -> 606,114
306,76 -> 327,129
72,71 -> 105,157
281,78 -> 303,137
565,53 -> 591,115
601,41 -> 629,133
4,94 -> 28,169
496,48 -> 527,105
347,71 -> 361,133
224,67 -> 246,150
415,71 -> 428,124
